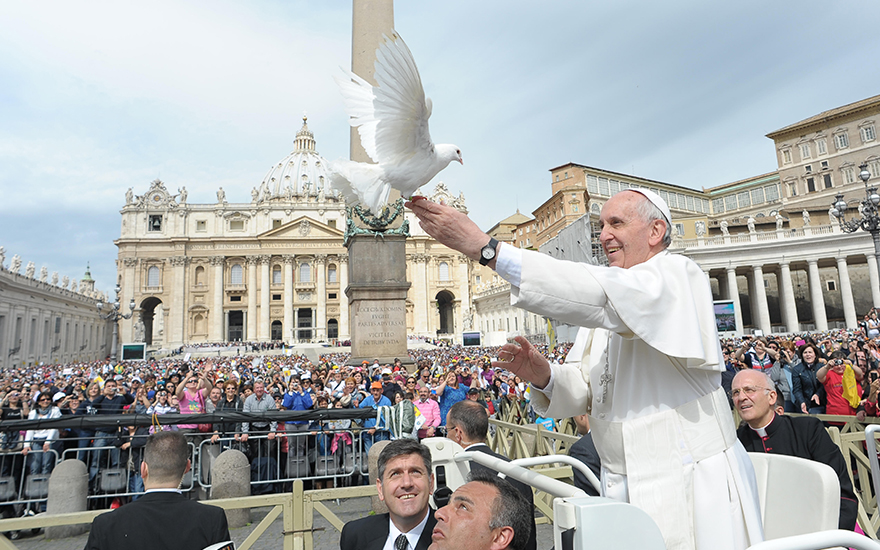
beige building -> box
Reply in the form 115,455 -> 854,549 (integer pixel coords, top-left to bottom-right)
475,94 -> 880,338
0,254 -> 111,368
115,118 -> 473,349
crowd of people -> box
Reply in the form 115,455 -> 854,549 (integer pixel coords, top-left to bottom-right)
0,342 -> 571,505
0,324 -> 876,519
719,313 -> 880,420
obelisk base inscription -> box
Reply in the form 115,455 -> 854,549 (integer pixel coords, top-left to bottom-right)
345,233 -> 414,369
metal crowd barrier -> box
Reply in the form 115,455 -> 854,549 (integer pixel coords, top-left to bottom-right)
0,408 -> 385,505
60,438 -> 196,502
196,427 -> 379,491
0,446 -> 61,511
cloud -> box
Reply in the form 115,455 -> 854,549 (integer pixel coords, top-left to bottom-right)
2,0 -> 880,295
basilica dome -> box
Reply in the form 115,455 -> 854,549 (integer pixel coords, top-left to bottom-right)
259,116 -> 333,199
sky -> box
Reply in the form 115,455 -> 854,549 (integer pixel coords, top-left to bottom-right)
2,1 -> 880,295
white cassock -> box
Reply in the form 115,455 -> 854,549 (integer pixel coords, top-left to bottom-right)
495,246 -> 763,550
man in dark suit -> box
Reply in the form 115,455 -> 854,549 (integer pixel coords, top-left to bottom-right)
445,401 -> 536,550
340,439 -> 437,550
733,369 -> 858,530
85,430 -> 230,550
567,413 -> 601,496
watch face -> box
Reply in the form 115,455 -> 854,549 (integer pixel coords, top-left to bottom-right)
482,247 -> 495,259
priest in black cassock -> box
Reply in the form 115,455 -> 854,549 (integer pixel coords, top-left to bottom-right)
732,369 -> 857,530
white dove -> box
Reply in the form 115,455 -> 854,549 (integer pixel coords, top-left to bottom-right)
329,30 -> 463,213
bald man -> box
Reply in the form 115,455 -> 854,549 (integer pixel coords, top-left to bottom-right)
732,369 -> 857,530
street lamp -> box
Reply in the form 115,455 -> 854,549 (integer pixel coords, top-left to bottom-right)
97,283 -> 136,362
830,163 -> 880,278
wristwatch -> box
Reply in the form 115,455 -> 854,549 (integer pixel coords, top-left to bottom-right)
479,237 -> 499,266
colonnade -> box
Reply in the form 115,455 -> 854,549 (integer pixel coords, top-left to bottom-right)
708,253 -> 880,334
0,270 -> 110,368
123,253 -> 349,347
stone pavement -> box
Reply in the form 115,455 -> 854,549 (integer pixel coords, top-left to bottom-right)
9,496 -> 555,550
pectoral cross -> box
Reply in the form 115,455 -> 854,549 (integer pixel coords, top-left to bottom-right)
597,344 -> 613,404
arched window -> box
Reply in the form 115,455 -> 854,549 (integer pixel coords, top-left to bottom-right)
194,266 -> 205,286
230,264 -> 243,285
328,265 -> 337,283
147,266 -> 160,287
300,262 -> 311,282
439,262 -> 450,282
272,265 -> 282,284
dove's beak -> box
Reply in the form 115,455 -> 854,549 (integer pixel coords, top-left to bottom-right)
458,157 -> 464,165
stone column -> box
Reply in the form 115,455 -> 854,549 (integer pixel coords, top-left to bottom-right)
807,259 -> 828,331
411,254 -> 428,336
210,449 -> 251,527
339,256 -> 350,340
350,0 -> 393,162
456,254 -> 470,323
169,256 -> 188,346
259,255 -> 271,341
315,255 -> 327,341
751,266 -> 772,334
725,266 -> 744,334
283,255 -> 294,343
778,262 -> 799,333
867,253 -> 880,308
120,257 -> 138,344
45,459 -> 88,538
836,256 -> 857,328
210,256 -> 225,342
246,256 -> 258,341
702,269 -> 713,299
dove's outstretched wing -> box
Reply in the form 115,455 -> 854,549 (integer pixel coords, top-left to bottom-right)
335,31 -> 434,165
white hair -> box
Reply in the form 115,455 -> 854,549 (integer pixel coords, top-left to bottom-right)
631,193 -> 672,248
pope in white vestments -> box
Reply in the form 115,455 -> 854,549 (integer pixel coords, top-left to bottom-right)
497,246 -> 763,550
407,189 -> 764,550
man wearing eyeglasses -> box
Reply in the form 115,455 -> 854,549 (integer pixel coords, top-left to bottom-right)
732,369 -> 857,530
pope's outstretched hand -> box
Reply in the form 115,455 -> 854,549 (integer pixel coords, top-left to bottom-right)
406,199 -> 489,262
492,336 -> 552,389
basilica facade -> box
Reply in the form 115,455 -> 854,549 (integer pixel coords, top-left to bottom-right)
115,118 -> 472,349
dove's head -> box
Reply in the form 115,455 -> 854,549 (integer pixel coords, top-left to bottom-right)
437,144 -> 463,166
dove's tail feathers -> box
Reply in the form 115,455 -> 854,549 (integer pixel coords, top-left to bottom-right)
328,159 -> 391,215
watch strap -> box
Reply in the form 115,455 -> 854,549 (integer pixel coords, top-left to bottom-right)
479,237 -> 499,266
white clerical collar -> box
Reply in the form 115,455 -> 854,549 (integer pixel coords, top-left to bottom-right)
748,414 -> 776,438
386,508 -> 430,550
145,488 -> 182,495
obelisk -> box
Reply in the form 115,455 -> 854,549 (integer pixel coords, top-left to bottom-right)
344,0 -> 414,370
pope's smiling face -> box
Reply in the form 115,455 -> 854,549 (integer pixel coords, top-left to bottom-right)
377,453 -> 434,530
599,191 -> 666,269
